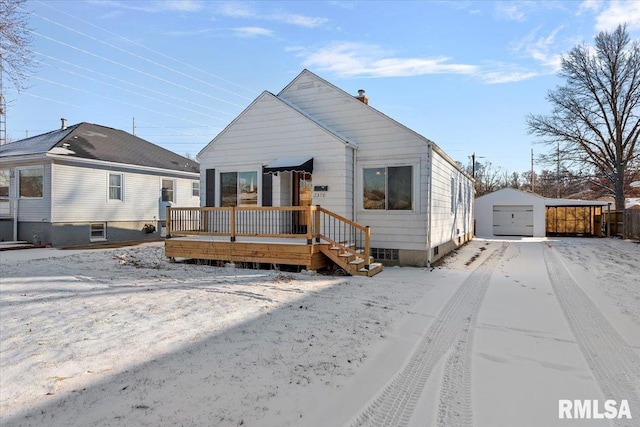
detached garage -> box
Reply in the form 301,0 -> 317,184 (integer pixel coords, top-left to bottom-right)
474,188 -> 608,238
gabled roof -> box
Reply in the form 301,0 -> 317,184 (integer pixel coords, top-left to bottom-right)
476,187 -> 608,206
279,69 -> 471,179
197,91 -> 356,158
0,122 -> 199,174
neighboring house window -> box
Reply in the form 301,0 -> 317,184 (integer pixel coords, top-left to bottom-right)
109,173 -> 123,201
0,169 -> 9,199
90,223 -> 106,241
192,181 -> 200,197
19,167 -> 43,198
220,171 -> 257,207
363,166 -> 412,210
161,179 -> 175,203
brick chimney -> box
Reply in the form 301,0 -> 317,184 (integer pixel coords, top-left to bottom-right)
355,89 -> 368,105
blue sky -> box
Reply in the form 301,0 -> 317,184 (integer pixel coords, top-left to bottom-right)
5,0 -> 640,174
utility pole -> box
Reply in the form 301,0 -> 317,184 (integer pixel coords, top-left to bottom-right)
471,152 -> 476,178
556,142 -> 560,198
0,58 -> 6,146
531,149 -> 535,192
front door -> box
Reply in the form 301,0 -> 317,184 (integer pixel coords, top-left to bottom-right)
292,172 -> 312,233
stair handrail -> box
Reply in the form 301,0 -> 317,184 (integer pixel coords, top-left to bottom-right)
315,206 -> 371,269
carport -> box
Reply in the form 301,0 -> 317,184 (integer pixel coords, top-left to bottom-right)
545,200 -> 608,237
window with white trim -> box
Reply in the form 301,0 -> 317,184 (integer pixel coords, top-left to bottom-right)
0,169 -> 9,200
192,180 -> 200,197
109,173 -> 123,201
19,167 -> 44,198
220,171 -> 257,207
363,166 -> 412,210
90,223 -> 106,241
161,179 -> 175,202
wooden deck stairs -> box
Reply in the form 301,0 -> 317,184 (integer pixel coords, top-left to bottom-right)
318,241 -> 383,277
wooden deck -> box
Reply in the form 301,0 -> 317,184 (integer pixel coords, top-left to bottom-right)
164,206 -> 383,276
165,236 -> 332,271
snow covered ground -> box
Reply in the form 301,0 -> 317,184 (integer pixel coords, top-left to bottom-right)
1,238 -> 639,426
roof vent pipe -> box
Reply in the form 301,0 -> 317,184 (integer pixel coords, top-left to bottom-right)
61,118 -> 67,130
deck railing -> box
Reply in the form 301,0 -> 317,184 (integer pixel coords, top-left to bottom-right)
167,205 -> 371,268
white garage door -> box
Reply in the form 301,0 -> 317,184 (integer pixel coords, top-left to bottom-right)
493,205 -> 534,236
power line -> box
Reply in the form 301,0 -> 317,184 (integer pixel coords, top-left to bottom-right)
30,29 -> 247,108
34,1 -> 258,97
31,76 -> 218,128
35,55 -> 232,122
35,51 -> 236,118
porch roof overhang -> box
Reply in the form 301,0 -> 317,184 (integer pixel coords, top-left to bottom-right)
263,156 -> 313,174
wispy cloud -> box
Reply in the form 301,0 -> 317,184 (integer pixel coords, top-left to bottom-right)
217,2 -> 253,18
294,41 -> 544,84
232,27 -> 274,38
588,0 -> 640,31
495,2 -> 527,21
161,0 -> 204,12
216,2 -> 328,28
511,26 -> 563,71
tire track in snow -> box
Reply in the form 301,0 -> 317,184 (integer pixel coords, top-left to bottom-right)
350,243 -> 507,427
544,246 -> 640,427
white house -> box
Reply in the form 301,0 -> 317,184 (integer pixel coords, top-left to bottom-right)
474,188 -> 609,237
196,69 -> 474,266
0,122 -> 200,246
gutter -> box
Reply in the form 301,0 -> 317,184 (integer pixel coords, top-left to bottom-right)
44,153 -> 200,178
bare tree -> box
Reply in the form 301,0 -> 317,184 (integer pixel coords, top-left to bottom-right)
0,0 -> 35,92
527,24 -> 640,210
474,161 -> 505,196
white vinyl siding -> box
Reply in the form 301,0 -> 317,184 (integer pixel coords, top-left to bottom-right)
429,151 -> 473,248
198,93 -> 352,217
50,163 -> 199,222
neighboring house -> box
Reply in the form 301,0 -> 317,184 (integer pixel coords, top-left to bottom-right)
474,188 -> 609,237
0,122 -> 200,246
196,69 -> 474,266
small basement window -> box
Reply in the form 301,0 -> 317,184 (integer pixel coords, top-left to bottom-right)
90,223 -> 106,241
370,248 -> 399,261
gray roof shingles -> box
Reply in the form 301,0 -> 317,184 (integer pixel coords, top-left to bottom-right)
0,122 -> 199,174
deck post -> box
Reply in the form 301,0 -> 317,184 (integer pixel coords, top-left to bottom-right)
315,205 -> 321,243
230,207 -> 236,242
364,225 -> 371,269
166,206 -> 172,237
306,206 -> 314,245
202,208 -> 208,233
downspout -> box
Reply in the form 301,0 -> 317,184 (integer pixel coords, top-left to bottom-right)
426,143 -> 433,267
352,145 -> 358,223
12,197 -> 18,242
